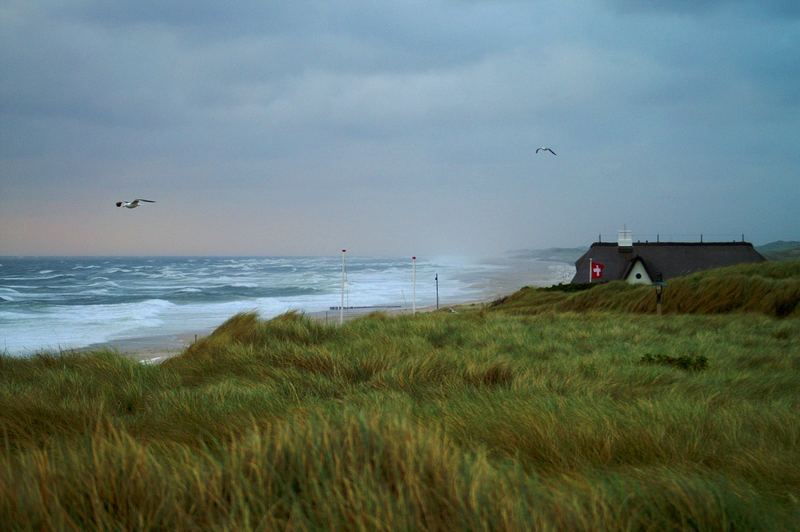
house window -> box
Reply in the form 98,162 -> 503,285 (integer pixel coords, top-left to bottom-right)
635,273 -> 642,279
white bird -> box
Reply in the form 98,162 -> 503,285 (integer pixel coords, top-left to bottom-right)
536,147 -> 557,156
115,199 -> 156,209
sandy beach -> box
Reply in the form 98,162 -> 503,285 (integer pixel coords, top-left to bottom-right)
86,302 -> 475,364
83,256 -> 573,363
81,330 -> 199,363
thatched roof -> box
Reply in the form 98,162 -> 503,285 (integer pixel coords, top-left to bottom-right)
571,242 -> 766,284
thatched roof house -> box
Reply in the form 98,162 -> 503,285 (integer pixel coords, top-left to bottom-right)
571,230 -> 766,285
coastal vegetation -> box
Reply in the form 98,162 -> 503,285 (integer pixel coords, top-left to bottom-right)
1,261 -> 799,530
757,240 -> 800,262
496,259 -> 800,318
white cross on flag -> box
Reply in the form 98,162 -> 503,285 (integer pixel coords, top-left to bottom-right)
591,261 -> 605,279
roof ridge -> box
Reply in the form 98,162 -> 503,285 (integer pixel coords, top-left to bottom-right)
590,241 -> 755,247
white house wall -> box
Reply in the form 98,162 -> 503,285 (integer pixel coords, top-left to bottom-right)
625,261 -> 652,284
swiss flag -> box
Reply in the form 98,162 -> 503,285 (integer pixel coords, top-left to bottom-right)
591,261 -> 605,279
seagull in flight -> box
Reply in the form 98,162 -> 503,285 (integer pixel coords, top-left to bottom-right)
536,147 -> 557,156
115,199 -> 156,209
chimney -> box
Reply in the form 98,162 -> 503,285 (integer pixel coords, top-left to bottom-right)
618,227 -> 633,252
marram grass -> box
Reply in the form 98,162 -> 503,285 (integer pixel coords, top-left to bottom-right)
495,259 -> 800,317
2,263 -> 800,530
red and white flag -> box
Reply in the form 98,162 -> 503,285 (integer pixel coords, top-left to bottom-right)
591,261 -> 605,280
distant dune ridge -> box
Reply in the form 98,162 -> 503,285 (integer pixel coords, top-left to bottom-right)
757,240 -> 800,261
506,246 -> 586,263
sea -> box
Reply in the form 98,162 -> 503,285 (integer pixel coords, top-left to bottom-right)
0,256 -> 574,355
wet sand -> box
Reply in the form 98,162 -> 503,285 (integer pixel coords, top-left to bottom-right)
88,305 -> 461,364
89,257 -> 573,363
83,331 -> 201,364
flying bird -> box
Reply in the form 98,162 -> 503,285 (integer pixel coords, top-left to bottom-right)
536,147 -> 557,156
115,199 -> 156,209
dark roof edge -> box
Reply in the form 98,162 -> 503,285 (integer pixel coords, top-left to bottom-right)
589,241 -> 757,247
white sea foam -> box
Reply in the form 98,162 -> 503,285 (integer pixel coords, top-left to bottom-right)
103,268 -> 133,274
1,274 -> 74,281
0,256 -> 569,355
0,299 -> 175,354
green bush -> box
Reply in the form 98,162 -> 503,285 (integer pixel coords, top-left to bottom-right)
640,353 -> 709,371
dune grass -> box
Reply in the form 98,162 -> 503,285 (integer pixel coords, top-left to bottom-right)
2,263 -> 800,529
494,260 -> 800,317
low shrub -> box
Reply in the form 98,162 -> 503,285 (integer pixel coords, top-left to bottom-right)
640,353 -> 709,371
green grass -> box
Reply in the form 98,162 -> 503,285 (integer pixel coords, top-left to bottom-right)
1,263 -> 800,529
757,241 -> 800,262
493,260 -> 800,317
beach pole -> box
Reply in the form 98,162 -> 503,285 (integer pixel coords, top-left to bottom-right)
435,272 -> 439,310
589,258 -> 592,284
412,256 -> 416,315
340,249 -> 346,325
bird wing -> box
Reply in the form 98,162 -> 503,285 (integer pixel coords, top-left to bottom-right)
548,148 -> 557,156
535,148 -> 542,153
133,199 -> 156,203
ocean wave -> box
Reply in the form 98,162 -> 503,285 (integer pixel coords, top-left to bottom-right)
85,280 -> 121,288
51,298 -> 176,315
0,256 -> 546,355
1,274 -> 75,281
84,289 -> 110,296
0,309 -> 40,319
0,299 -> 176,354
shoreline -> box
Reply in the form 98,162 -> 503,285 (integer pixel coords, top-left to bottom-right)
85,299 -> 488,364
29,257 -> 574,363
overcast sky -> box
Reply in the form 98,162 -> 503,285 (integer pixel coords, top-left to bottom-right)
1,0 -> 798,256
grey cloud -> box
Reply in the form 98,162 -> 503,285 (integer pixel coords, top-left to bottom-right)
1,0 -> 798,254
2,0 -> 535,129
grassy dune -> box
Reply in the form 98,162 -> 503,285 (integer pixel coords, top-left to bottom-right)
2,263 -> 800,530
758,241 -> 800,262
495,260 -> 800,317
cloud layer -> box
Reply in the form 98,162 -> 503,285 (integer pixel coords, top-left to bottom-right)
1,0 -> 798,255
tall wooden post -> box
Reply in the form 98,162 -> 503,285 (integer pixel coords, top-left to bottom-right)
435,273 -> 439,310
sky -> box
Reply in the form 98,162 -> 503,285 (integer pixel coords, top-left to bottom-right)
1,0 -> 798,257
